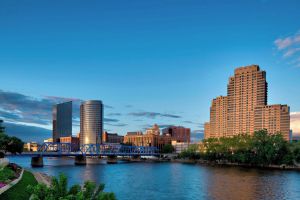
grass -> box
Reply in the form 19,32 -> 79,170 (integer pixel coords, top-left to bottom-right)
0,170 -> 38,200
0,167 -> 15,183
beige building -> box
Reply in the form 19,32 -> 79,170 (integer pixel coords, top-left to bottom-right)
209,96 -> 228,138
254,105 -> 290,140
205,65 -> 290,140
124,124 -> 172,151
204,122 -> 210,139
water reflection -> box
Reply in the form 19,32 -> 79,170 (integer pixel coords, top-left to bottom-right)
8,157 -> 300,200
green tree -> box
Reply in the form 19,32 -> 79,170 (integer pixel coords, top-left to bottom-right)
161,144 -> 174,153
27,173 -> 117,200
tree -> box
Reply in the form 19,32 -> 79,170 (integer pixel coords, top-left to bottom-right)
161,144 -> 174,154
6,136 -> 24,154
27,173 -> 117,200
0,132 -> 24,154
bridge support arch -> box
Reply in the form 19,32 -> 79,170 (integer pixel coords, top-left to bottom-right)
75,155 -> 86,165
31,156 -> 44,167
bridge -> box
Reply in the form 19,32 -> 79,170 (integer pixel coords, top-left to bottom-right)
15,142 -> 159,167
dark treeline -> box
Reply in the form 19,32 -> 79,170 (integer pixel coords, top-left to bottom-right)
179,130 -> 300,166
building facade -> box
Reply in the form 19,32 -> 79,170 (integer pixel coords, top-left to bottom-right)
60,136 -> 80,151
102,132 -> 124,144
204,122 -> 210,139
254,105 -> 290,140
209,96 -> 228,138
80,100 -> 103,145
227,65 -> 268,136
204,65 -> 290,140
162,126 -> 191,143
124,124 -> 172,151
52,101 -> 72,142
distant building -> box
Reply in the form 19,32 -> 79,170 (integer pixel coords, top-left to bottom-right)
80,100 -> 103,145
52,101 -> 72,142
124,124 -> 172,151
44,138 -> 53,143
171,141 -> 189,154
102,132 -> 124,144
24,142 -> 39,152
60,136 -> 80,151
162,126 -> 190,143
145,124 -> 160,135
204,65 -> 290,140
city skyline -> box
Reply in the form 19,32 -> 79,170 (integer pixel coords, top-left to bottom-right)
0,1 -> 300,142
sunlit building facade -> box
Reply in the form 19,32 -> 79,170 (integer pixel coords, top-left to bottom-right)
204,65 -> 290,140
80,100 -> 103,145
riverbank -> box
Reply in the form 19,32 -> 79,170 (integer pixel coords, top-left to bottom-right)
171,158 -> 300,171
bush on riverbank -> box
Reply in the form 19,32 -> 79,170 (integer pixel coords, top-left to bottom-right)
0,166 -> 15,183
27,173 -> 116,200
179,130 -> 300,166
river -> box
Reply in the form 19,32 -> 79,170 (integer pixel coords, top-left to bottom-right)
7,157 -> 300,200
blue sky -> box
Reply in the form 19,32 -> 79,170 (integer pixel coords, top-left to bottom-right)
0,0 -> 300,142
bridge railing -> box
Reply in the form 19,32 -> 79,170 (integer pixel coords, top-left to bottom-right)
36,142 -> 159,156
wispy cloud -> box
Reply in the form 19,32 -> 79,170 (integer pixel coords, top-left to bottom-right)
106,113 -> 122,116
105,123 -> 128,127
274,30 -> 300,67
128,111 -> 181,119
104,118 -> 119,123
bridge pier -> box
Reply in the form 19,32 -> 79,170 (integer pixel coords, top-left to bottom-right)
107,155 -> 117,164
130,155 -> 141,162
75,155 -> 86,165
31,156 -> 44,167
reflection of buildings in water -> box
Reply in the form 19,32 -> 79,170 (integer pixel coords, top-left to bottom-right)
204,167 -> 287,200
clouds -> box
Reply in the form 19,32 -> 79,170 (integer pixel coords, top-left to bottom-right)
274,31 -> 300,67
128,111 -> 181,119
0,89 -> 203,141
291,112 -> 300,136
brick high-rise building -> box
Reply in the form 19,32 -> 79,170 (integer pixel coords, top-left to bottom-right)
204,65 -> 290,140
162,126 -> 191,143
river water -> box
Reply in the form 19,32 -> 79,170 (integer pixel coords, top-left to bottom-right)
8,157 -> 300,200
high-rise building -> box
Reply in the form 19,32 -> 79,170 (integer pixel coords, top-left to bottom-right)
204,65 -> 290,140
227,65 -> 268,136
52,101 -> 72,142
80,100 -> 103,145
162,126 -> 191,143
